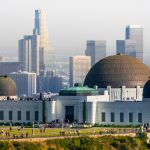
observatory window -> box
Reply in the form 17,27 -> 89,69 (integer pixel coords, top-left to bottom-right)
120,112 -> 124,122
26,111 -> 30,121
111,112 -> 115,122
0,111 -> 4,120
35,111 -> 39,122
138,113 -> 142,123
129,113 -> 133,123
17,111 -> 21,121
101,112 -> 105,122
65,106 -> 74,123
9,111 -> 12,120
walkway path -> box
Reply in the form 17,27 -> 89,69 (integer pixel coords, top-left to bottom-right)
2,133 -> 136,142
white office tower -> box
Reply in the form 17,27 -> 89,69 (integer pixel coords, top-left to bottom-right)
85,40 -> 106,66
9,71 -> 36,96
19,36 -> 32,72
69,56 -> 91,87
126,25 -> 143,62
33,9 -> 53,71
116,40 -> 137,57
31,35 -> 40,75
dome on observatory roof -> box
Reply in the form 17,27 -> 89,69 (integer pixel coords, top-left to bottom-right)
84,54 -> 150,88
0,76 -> 16,96
143,78 -> 150,99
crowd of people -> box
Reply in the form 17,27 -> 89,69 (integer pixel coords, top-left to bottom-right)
0,124 -> 144,139
0,125 -> 47,139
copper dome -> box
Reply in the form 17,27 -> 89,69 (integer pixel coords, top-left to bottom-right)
0,76 -> 16,96
84,54 -> 150,88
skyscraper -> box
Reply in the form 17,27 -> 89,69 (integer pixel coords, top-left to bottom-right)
18,9 -> 53,75
33,9 -> 53,71
85,40 -> 106,66
9,71 -> 36,96
126,25 -> 143,62
69,56 -> 91,87
19,35 -> 32,72
31,34 -> 40,74
116,40 -> 136,57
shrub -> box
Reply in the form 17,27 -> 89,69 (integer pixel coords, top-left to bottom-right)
136,132 -> 148,142
111,141 -> 120,148
0,141 -> 10,150
119,144 -> 129,150
93,123 -> 99,127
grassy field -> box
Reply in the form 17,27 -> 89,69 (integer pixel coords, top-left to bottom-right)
0,126 -> 139,139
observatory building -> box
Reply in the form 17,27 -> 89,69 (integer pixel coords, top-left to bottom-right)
0,54 -> 150,125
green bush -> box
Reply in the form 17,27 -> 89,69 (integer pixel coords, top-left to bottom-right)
111,141 -> 120,148
93,124 -> 140,128
93,123 -> 99,127
119,144 -> 129,150
0,141 -> 10,150
136,132 -> 148,142
47,148 -> 55,150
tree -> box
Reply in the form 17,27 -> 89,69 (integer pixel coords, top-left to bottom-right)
83,99 -> 87,123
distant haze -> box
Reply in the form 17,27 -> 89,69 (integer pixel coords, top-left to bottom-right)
0,0 -> 150,65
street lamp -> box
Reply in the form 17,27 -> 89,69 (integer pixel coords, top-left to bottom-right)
9,122 -> 12,132
60,119 -> 65,136
61,119 -> 64,132
2,124 -> 4,138
32,122 -> 34,135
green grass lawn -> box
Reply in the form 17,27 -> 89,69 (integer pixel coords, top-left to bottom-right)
0,126 -> 139,139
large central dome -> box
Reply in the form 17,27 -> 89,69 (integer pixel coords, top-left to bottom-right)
84,54 -> 150,88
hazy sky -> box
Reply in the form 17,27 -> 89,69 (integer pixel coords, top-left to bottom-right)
0,0 -> 150,63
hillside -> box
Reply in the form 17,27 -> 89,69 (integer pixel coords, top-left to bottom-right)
0,135 -> 150,150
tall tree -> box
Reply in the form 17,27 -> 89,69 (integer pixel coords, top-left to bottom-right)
83,99 -> 87,123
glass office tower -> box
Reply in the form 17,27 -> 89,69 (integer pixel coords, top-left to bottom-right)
85,40 -> 106,66
126,25 -> 143,62
116,40 -> 136,57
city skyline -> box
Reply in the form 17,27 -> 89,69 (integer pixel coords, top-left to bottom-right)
0,0 -> 150,64
0,0 -> 150,135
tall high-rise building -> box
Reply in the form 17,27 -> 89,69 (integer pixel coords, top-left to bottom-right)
18,9 -> 53,75
33,9 -> 53,71
126,25 -> 143,62
31,34 -> 40,74
9,71 -> 36,96
85,40 -> 106,66
116,40 -> 136,57
19,35 -> 32,72
69,56 -> 91,87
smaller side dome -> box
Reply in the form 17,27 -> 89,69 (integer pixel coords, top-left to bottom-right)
143,78 -> 150,99
0,76 -> 16,96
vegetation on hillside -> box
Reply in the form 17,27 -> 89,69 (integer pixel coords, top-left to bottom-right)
0,134 -> 149,150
